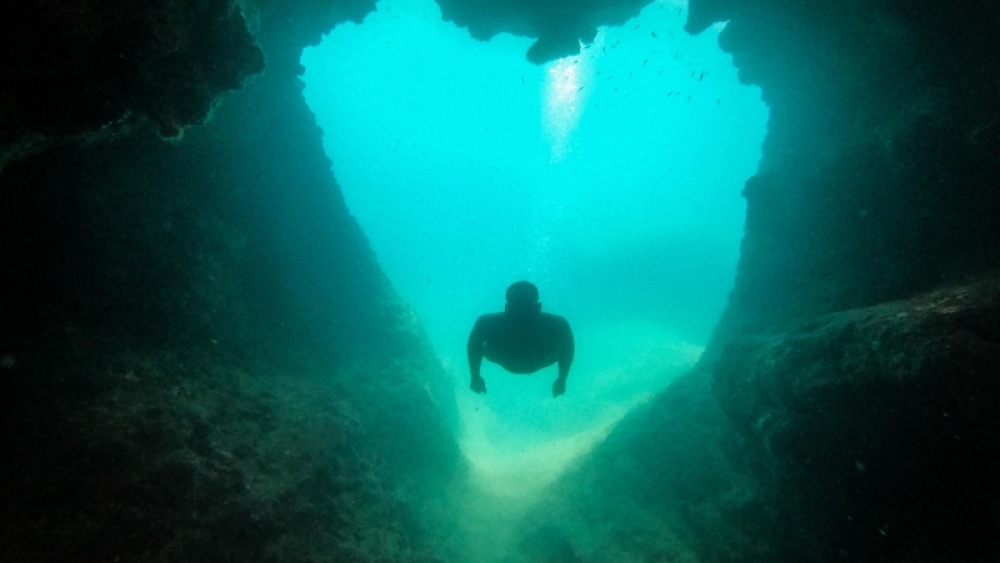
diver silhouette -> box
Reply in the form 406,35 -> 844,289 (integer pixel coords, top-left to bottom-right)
467,281 -> 574,398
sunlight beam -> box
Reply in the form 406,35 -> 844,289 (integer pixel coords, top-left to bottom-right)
542,55 -> 588,162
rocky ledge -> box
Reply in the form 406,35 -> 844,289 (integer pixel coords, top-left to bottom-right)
713,274 -> 1000,562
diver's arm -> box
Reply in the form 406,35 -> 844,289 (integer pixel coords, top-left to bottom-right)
558,319 -> 575,380
553,319 -> 574,397
467,317 -> 487,393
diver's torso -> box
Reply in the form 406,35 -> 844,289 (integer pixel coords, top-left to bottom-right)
483,312 -> 562,374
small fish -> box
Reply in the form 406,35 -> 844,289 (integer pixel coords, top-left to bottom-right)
658,70 -> 663,75
699,73 -> 704,81
612,40 -> 621,48
642,58 -> 648,66
687,95 -> 692,101
651,31 -> 657,38
677,8 -> 682,14
606,74 -> 613,81
614,87 -> 619,92
629,70 -> 633,77
521,76 -> 524,83
602,46 -> 606,53
624,93 -> 629,98
633,24 -> 640,30
578,86 -> 585,91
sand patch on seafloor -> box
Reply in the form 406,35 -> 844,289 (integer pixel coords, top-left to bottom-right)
451,325 -> 703,498
438,326 -> 703,562
441,423 -> 619,563
462,414 -> 619,499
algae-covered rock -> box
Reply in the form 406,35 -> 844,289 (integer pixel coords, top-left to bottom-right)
0,346 -> 445,563
435,0 -> 650,64
0,1 -> 456,559
714,275 -> 1000,562
0,0 -> 265,166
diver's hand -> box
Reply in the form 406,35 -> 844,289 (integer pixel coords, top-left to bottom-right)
552,378 -> 566,398
470,375 -> 487,394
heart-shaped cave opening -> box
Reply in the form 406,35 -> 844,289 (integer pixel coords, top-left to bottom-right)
300,0 -> 765,555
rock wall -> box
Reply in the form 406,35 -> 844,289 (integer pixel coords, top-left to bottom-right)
695,2 -> 1000,559
436,0 -> 649,63
707,0 -> 1000,349
0,0 -> 264,167
714,276 -> 1000,562
1,0 -> 458,560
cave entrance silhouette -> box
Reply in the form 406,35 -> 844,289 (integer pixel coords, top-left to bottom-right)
301,0 -> 766,557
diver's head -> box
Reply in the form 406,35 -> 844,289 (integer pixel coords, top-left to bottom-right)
504,281 -> 541,317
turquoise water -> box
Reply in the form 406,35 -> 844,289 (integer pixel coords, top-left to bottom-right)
302,0 -> 766,501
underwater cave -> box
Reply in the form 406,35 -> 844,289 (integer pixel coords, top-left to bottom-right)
298,0 -> 766,510
1,0 -> 998,562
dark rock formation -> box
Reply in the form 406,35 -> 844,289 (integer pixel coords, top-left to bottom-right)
714,275 -> 1000,562
436,0 -> 650,63
246,0 -> 377,75
0,0 -> 265,167
1,44 -> 399,378
709,0 -> 1000,349
1,350 -> 446,563
1,0 -> 457,560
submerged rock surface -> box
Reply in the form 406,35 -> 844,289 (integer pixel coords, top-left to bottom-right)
1,0 -> 457,560
0,0 -> 265,167
715,275 -> 1000,562
435,0 -> 649,63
